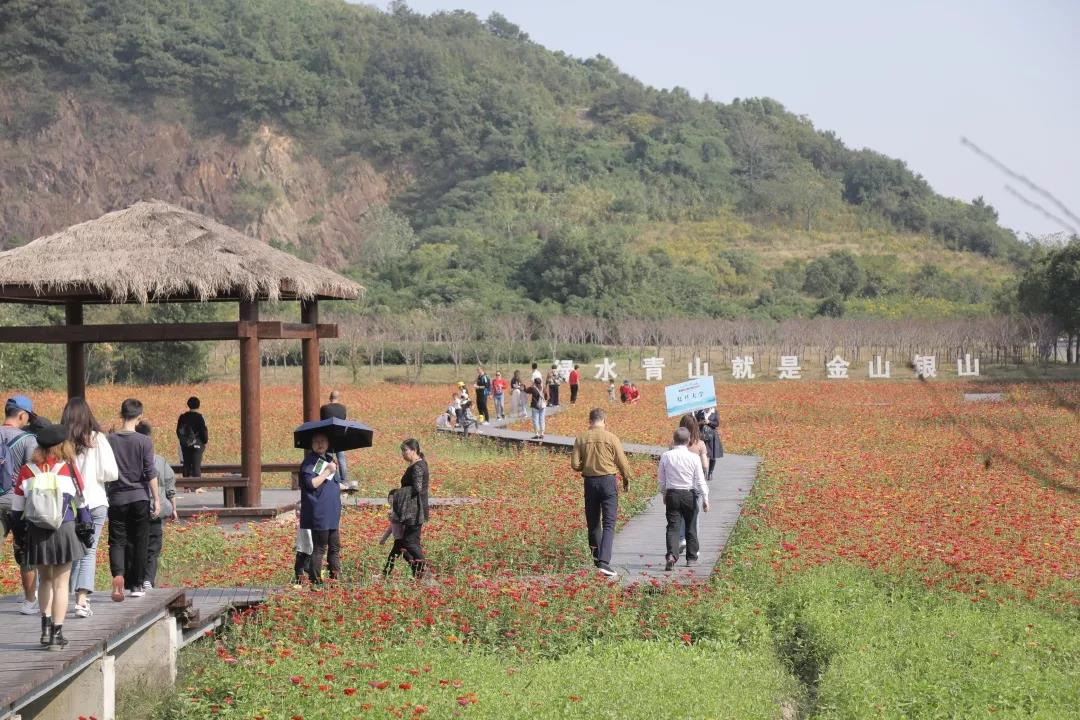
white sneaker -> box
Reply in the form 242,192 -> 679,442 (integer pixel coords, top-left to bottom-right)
129,589 -> 146,598
75,603 -> 93,618
19,598 -> 39,615
596,565 -> 618,579
142,581 -> 153,591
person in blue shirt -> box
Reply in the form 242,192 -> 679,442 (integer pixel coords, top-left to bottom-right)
294,432 -> 341,587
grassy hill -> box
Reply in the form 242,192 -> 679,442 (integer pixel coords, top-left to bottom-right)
0,0 -> 1027,319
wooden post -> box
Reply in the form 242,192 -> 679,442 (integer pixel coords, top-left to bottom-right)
301,300 -> 320,422
239,300 -> 261,507
65,302 -> 86,399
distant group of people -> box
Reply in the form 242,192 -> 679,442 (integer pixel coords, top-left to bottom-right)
1,394 -> 178,649
617,380 -> 641,404
441,362 -> 585,441
570,405 -> 722,579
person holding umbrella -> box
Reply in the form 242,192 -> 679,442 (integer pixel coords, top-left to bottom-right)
291,416 -> 375,586
294,432 -> 341,587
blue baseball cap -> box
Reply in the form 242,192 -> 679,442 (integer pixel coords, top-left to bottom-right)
5,395 -> 34,415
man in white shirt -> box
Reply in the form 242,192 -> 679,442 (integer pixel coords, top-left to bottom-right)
657,427 -> 709,571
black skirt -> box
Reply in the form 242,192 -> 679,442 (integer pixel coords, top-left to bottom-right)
25,522 -> 86,567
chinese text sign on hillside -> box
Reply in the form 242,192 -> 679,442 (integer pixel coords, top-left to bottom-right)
642,357 -> 665,381
826,355 -> 850,379
957,354 -> 980,377
594,357 -> 617,382
732,356 -> 755,380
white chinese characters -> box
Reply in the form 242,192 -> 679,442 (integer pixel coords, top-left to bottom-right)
825,355 -> 850,379
869,356 -> 891,379
956,354 -> 980,377
642,357 -> 665,381
688,356 -> 710,379
777,356 -> 802,380
594,357 -> 618,382
731,356 -> 755,380
914,354 -> 937,379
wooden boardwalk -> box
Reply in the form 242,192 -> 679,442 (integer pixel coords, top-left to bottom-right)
0,588 -> 185,719
610,453 -> 760,585
0,587 -> 268,719
437,409 -> 759,584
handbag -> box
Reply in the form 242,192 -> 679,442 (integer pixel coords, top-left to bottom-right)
70,463 -> 95,548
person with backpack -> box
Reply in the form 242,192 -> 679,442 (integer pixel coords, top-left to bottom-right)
526,377 -> 549,440
695,408 -> 724,481
175,396 -> 208,478
1,395 -> 41,616
9,422 -> 87,649
63,397 -> 119,618
107,399 -> 161,602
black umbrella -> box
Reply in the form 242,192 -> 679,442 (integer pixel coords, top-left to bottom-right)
293,417 -> 374,452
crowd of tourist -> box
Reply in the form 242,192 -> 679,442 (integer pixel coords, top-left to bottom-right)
0,394 -> 181,649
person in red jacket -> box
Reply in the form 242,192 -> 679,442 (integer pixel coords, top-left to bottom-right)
569,365 -> 581,404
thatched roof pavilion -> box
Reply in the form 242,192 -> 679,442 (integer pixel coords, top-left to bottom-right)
0,201 -> 363,508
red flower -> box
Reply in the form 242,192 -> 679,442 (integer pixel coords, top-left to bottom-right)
344,687 -> 357,696
290,675 -> 303,685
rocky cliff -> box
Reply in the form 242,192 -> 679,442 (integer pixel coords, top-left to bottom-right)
0,87 -> 400,269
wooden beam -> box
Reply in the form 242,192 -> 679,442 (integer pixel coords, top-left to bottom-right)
65,302 -> 86,400
239,301 -> 262,508
301,300 -> 320,422
0,322 -> 253,344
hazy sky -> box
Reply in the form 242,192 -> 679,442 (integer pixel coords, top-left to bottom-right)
397,0 -> 1079,238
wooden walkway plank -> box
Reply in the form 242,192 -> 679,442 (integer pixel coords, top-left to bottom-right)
609,453 -> 760,585
436,409 -> 759,585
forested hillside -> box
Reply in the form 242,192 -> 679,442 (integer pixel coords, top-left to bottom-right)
0,0 -> 1028,319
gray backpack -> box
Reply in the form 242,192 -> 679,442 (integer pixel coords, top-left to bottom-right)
23,463 -> 65,530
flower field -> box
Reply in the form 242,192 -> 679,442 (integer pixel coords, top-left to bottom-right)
2,378 -> 1078,718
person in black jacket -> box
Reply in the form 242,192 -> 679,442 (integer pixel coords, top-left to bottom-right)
386,438 -> 428,578
175,397 -> 208,478
695,408 -> 724,481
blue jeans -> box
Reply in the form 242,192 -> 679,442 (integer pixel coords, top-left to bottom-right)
584,475 -> 618,566
70,505 -> 108,595
335,451 -> 349,486
530,407 -> 545,436
493,394 -> 505,419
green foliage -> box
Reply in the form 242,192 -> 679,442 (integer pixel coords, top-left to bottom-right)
0,305 -> 64,391
99,304 -> 220,384
0,0 -> 1028,317
1018,240 -> 1080,334
802,250 -> 864,299
762,564 -> 1080,719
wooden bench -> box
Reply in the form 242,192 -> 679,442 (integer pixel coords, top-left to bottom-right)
168,463 -> 300,507
175,476 -> 249,508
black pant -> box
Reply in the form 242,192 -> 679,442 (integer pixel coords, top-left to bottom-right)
384,524 -> 425,577
707,458 -> 717,482
293,552 -> 312,583
583,475 -> 618,566
549,384 -> 560,406
309,529 -> 341,582
476,394 -> 489,423
570,384 -> 579,403
126,519 -> 163,587
109,500 -> 150,590
665,489 -> 699,560
181,445 -> 204,477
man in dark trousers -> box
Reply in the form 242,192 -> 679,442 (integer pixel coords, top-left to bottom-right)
108,398 -> 161,601
175,396 -> 208,478
473,367 -> 491,424
319,390 -> 351,489
570,408 -> 633,579
569,364 -> 581,404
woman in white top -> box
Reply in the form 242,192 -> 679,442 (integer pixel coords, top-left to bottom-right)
62,398 -> 119,618
678,414 -> 709,475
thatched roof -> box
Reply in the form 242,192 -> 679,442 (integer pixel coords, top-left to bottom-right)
0,201 -> 363,303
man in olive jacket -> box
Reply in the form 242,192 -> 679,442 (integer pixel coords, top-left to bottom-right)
570,408 -> 632,579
